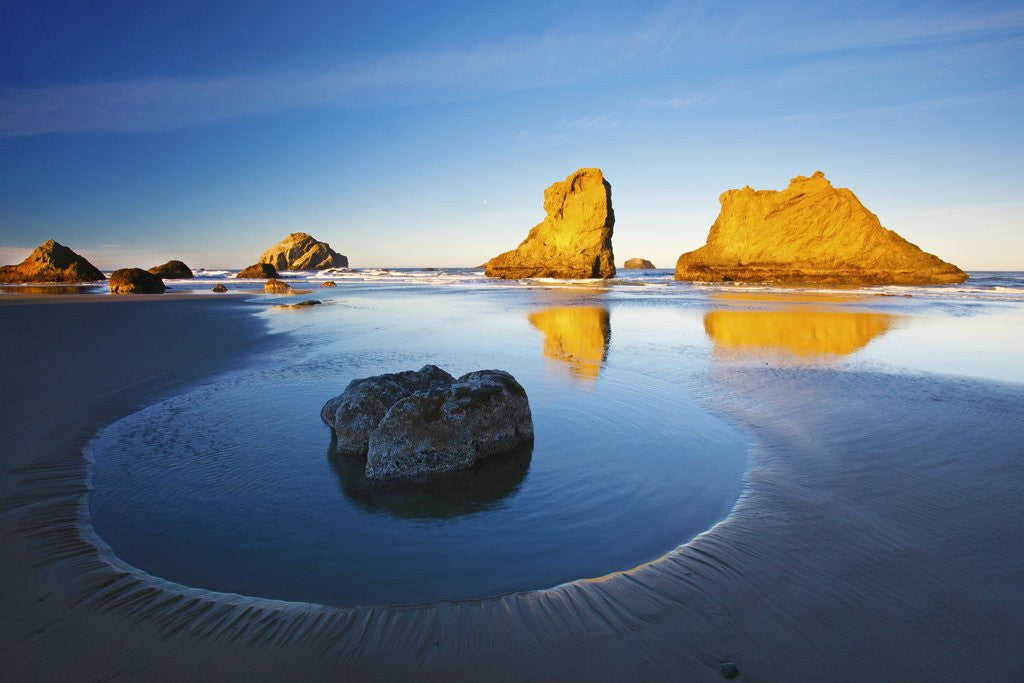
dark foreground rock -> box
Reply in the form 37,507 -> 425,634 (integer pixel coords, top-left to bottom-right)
0,239 -> 105,283
236,263 -> 279,279
148,260 -> 194,279
109,268 -> 166,294
322,365 -> 533,480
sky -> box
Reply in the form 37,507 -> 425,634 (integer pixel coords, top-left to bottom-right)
1,0 -> 1022,270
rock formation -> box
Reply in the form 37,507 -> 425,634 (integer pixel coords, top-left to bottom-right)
211,284 -> 228,293
264,278 -> 291,293
675,172 -> 967,285
321,281 -> 337,287
260,232 -> 348,271
623,258 -> 655,269
486,168 -> 615,279
0,240 -> 105,283
236,263 -> 279,279
109,268 -> 166,294
321,365 -> 533,480
148,260 -> 193,279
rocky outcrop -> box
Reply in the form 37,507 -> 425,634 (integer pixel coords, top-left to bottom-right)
260,232 -> 348,271
675,172 -> 967,285
321,281 -> 337,287
321,365 -> 534,480
148,260 -> 193,279
264,278 -> 291,293
236,263 -> 279,279
109,268 -> 166,294
211,284 -> 228,293
486,168 -> 615,279
623,258 -> 655,269
0,240 -> 105,283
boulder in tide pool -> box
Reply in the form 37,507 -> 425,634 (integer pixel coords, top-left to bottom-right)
236,263 -> 279,279
264,278 -> 291,293
109,268 -> 166,294
624,258 -> 655,269
321,365 -> 534,480
148,260 -> 194,279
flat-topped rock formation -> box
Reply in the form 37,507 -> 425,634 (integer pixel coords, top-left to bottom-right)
109,268 -> 166,294
624,258 -> 655,269
675,172 -> 967,285
260,232 -> 348,271
236,263 -> 279,279
148,260 -> 193,279
0,240 -> 105,283
486,168 -> 615,279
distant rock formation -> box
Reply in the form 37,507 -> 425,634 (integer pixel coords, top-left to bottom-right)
264,278 -> 291,293
321,365 -> 534,480
675,172 -> 968,285
211,284 -> 228,293
260,232 -> 348,271
624,258 -> 655,269
109,268 -> 166,294
148,260 -> 193,279
236,263 -> 279,279
486,168 -> 615,279
321,281 -> 337,287
0,240 -> 105,283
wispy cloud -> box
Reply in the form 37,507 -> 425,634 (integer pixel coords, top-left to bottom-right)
558,114 -> 622,131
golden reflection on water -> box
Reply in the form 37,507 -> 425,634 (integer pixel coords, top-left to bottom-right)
528,306 -> 610,381
704,296 -> 895,363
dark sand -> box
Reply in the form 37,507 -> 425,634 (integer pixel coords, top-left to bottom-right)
2,296 -> 1023,680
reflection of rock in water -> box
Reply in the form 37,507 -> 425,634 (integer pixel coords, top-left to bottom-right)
330,442 -> 531,520
704,308 -> 894,360
528,306 -> 610,380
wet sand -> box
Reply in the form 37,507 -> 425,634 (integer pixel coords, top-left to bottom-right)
2,295 -> 1023,680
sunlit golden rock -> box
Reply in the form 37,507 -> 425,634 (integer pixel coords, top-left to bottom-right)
148,260 -> 193,279
264,278 -> 291,293
487,168 -> 615,279
0,239 -> 105,283
623,258 -> 655,269
528,306 -> 610,380
260,232 -> 348,271
676,172 -> 966,285
703,308 -> 894,360
236,262 -> 279,279
109,268 -> 165,294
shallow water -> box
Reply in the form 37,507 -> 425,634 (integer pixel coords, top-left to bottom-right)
87,270 -> 1024,605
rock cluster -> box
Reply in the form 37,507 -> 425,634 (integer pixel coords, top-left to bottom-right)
148,260 -> 193,279
260,232 -> 348,270
321,365 -> 533,480
0,240 -> 105,283
623,258 -> 655,269
675,172 -> 967,285
236,263 -> 279,279
486,168 -> 615,279
109,268 -> 166,294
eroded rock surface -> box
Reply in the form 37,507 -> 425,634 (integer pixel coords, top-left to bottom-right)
624,258 -> 655,269
148,260 -> 193,279
264,278 -> 291,293
109,268 -> 166,294
321,365 -> 533,480
0,240 -> 105,283
675,172 -> 967,285
260,232 -> 348,270
486,168 -> 615,279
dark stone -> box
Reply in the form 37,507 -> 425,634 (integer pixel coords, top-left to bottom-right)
211,284 -> 228,293
109,268 -> 166,294
147,260 -> 194,279
720,662 -> 740,679
236,262 -> 279,279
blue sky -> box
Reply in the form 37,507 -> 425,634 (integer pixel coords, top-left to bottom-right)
1,1 -> 1022,269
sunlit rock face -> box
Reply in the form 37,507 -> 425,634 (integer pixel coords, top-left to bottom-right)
109,268 -> 166,294
236,263 -> 279,279
0,239 -> 105,283
528,306 -> 610,381
147,260 -> 193,279
675,172 -> 967,285
322,365 -> 533,480
486,168 -> 615,279
703,308 -> 894,361
623,258 -> 655,269
260,232 -> 348,270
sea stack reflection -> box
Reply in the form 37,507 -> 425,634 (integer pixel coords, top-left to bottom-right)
528,306 -> 611,381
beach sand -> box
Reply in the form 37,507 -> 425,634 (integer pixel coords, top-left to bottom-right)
2,295 -> 1023,680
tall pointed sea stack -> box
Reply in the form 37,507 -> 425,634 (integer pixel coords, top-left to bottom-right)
675,172 -> 967,285
260,232 -> 348,270
486,168 -> 615,279
0,239 -> 105,283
